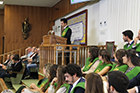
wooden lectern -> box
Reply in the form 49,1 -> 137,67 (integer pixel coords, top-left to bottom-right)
39,35 -> 67,71
43,35 -> 67,44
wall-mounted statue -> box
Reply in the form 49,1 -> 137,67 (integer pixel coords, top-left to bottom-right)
22,18 -> 30,39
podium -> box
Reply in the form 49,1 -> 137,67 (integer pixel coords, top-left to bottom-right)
39,35 -> 67,71
43,35 -> 67,44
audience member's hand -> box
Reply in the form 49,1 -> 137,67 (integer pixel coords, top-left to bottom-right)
2,65 -> 6,70
101,76 -> 107,81
9,71 -> 12,74
82,72 -> 86,74
134,36 -> 139,45
12,60 -> 14,63
127,87 -> 136,93
51,77 -> 57,85
28,59 -> 32,62
21,88 -> 26,92
30,83 -> 37,89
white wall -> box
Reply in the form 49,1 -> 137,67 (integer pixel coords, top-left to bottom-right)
55,0 -> 140,50
55,2 -> 100,45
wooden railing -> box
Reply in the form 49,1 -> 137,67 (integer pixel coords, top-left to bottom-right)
40,44 -> 117,69
0,47 -> 26,64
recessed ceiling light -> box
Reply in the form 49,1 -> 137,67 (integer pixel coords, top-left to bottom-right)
0,1 -> 3,4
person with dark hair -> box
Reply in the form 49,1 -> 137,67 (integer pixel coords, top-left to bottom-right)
60,18 -> 72,45
122,30 -> 134,50
122,49 -> 140,80
109,49 -> 128,72
60,18 -> 72,65
85,73 -> 104,93
94,49 -> 113,76
63,63 -> 85,93
81,46 -> 100,74
107,71 -> 129,93
0,54 -> 22,79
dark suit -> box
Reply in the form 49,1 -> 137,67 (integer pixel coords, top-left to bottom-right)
0,60 -> 22,78
11,60 -> 23,77
128,73 -> 140,91
62,26 -> 72,45
68,77 -> 85,93
61,26 -> 72,64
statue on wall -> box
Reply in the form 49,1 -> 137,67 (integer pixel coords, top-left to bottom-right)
22,18 -> 30,39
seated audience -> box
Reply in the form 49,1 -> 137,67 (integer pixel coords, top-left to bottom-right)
0,54 -> 14,76
81,46 -> 100,74
109,49 -> 128,72
3,54 -> 11,66
25,46 -> 33,59
62,63 -> 85,93
29,46 -> 37,59
107,71 -> 129,93
47,65 -> 68,93
123,49 -> 140,80
85,73 -> 104,93
17,64 -> 58,93
122,30 -> 134,50
26,48 -> 40,77
0,54 -> 22,79
94,49 -> 113,76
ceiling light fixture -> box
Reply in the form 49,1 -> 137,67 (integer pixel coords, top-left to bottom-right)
0,1 -> 3,4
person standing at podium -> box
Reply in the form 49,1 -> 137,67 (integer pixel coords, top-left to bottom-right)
61,18 -> 72,44
61,18 -> 72,64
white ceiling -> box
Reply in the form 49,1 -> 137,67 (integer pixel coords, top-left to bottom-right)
0,0 -> 61,9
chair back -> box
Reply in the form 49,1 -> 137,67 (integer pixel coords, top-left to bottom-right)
10,63 -> 25,84
106,41 -> 115,58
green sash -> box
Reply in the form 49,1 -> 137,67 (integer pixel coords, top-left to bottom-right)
109,63 -> 117,71
124,43 -> 134,50
136,43 -> 140,52
37,78 -> 57,90
82,57 -> 99,72
110,64 -> 128,73
60,83 -> 69,90
66,82 -> 85,93
125,66 -> 140,80
94,61 -> 112,73
37,78 -> 48,88
61,27 -> 69,37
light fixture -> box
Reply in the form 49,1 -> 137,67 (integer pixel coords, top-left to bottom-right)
0,1 -> 3,4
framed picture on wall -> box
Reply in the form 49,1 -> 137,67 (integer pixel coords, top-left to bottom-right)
67,9 -> 87,45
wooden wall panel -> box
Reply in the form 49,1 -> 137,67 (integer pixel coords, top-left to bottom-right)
51,0 -> 87,21
4,5 -> 51,53
3,0 -> 87,53
0,9 -> 4,62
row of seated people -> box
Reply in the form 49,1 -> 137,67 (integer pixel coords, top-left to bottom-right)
2,46 -> 138,93
22,46 -> 40,78
0,54 -> 23,79
0,46 -> 40,79
13,63 -> 130,93
1,46 -> 140,93
82,46 -> 140,81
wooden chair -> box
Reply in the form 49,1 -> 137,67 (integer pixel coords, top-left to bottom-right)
4,63 -> 25,85
0,78 -> 8,92
106,41 -> 115,58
